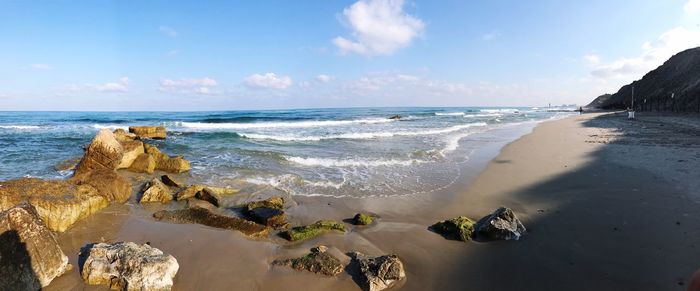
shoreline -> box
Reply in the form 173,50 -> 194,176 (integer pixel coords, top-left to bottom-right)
41,111 -> 700,290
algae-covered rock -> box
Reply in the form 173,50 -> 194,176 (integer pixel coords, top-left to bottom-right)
352,213 -> 374,226
140,178 -> 173,204
79,242 -> 178,290
248,207 -> 286,228
0,203 -> 72,289
349,252 -> 406,291
244,197 -> 284,212
282,220 -> 345,242
272,246 -> 344,276
474,207 -> 526,241
0,178 -> 109,232
431,216 -> 476,242
128,126 -> 167,139
153,207 -> 269,238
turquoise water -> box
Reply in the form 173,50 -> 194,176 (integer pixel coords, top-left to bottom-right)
0,107 -> 572,198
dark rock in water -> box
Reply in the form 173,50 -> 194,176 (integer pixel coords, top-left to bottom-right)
348,251 -> 405,291
195,187 -> 221,207
244,197 -> 284,212
140,178 -> 173,204
430,216 -> 476,242
0,178 -> 108,232
161,174 -> 184,188
352,213 -> 374,225
0,203 -> 72,289
128,125 -> 167,139
272,246 -> 344,276
388,115 -> 401,120
79,241 -> 178,290
474,207 -> 526,240
153,207 -> 269,238
282,220 -> 346,242
248,207 -> 286,227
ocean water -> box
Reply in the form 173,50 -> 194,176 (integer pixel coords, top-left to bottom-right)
0,107 -> 573,198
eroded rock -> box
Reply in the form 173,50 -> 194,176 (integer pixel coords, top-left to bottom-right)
144,144 -> 190,173
474,207 -> 526,240
195,187 -> 221,207
71,168 -> 132,203
272,246 -> 344,276
431,216 -> 476,242
80,241 -> 179,290
349,252 -> 405,291
140,178 -> 173,204
74,129 -> 124,175
153,207 -> 269,238
282,220 -> 345,242
128,126 -> 167,139
161,175 -> 183,188
117,140 -> 145,169
0,203 -> 71,289
128,153 -> 156,174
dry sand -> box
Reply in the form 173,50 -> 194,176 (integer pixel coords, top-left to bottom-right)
46,112 -> 700,290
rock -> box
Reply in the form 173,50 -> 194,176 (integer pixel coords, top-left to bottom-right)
0,178 -> 108,232
195,187 -> 221,207
175,185 -> 238,201
140,178 -> 173,203
282,220 -> 345,242
153,207 -> 269,238
127,153 -> 156,174
248,207 -> 286,228
244,197 -> 284,212
352,213 -> 374,226
54,157 -> 81,172
74,129 -> 124,175
161,175 -> 183,188
272,247 -> 344,276
349,252 -> 406,291
117,140 -> 145,169
388,115 -> 401,120
113,128 -> 137,142
79,242 -> 179,290
71,168 -> 132,203
144,144 -> 190,173
0,203 -> 72,289
430,216 -> 476,242
474,207 -> 526,240
128,126 -> 167,139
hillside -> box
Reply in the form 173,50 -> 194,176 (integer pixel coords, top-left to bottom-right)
587,47 -> 700,112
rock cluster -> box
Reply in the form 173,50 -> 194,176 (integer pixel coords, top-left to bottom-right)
128,126 -> 167,139
272,246 -> 344,276
79,242 -> 179,290
432,207 -> 526,242
140,178 -> 173,203
349,252 -> 406,291
0,203 -> 71,289
282,220 -> 346,242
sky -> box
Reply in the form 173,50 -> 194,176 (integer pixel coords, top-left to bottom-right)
1,0 -> 699,111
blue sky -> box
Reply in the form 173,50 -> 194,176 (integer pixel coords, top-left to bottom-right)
1,0 -> 699,110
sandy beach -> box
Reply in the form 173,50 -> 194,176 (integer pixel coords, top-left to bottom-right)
40,111 -> 700,291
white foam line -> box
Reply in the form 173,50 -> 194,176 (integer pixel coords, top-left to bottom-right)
0,125 -> 41,129
177,118 -> 394,130
284,156 -> 423,167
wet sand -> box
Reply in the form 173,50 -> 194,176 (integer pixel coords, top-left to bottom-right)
46,112 -> 700,290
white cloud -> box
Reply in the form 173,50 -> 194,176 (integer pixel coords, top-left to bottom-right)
159,26 -> 178,37
333,0 -> 425,56
315,74 -> 335,83
244,73 -> 293,89
60,77 -> 129,94
159,77 -> 217,94
30,63 -> 53,70
587,27 -> 700,81
482,30 -> 501,41
685,0 -> 700,14
342,72 -> 468,96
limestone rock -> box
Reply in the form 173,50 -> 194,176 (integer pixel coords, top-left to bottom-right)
128,126 -> 167,139
282,220 -> 345,242
0,178 -> 108,232
54,157 -> 81,172
161,175 -> 183,188
195,187 -> 221,207
79,242 -> 179,290
153,207 -> 269,238
140,178 -> 173,204
431,216 -> 476,242
352,213 -> 374,226
144,144 -> 190,173
474,207 -> 526,240
0,203 -> 71,289
113,128 -> 137,142
74,129 -> 124,175
272,246 -> 344,276
127,153 -> 156,174
349,252 -> 405,291
117,140 -> 145,169
71,168 -> 132,203
175,185 -> 238,201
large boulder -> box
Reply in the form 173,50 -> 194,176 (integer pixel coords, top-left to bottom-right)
474,207 -> 526,240
0,178 -> 108,232
117,140 -> 145,169
349,252 -> 406,291
128,126 -> 167,139
79,242 -> 179,290
430,216 -> 476,242
140,178 -> 173,204
0,203 -> 71,289
144,144 -> 190,173
282,220 -> 345,242
127,153 -> 156,174
74,129 -> 124,175
153,207 -> 269,238
71,168 -> 132,203
272,246 -> 344,276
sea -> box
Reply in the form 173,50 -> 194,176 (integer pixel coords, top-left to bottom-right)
0,107 -> 573,198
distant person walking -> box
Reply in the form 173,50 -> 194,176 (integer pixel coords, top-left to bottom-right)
627,107 -> 635,119
578,107 -> 583,114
